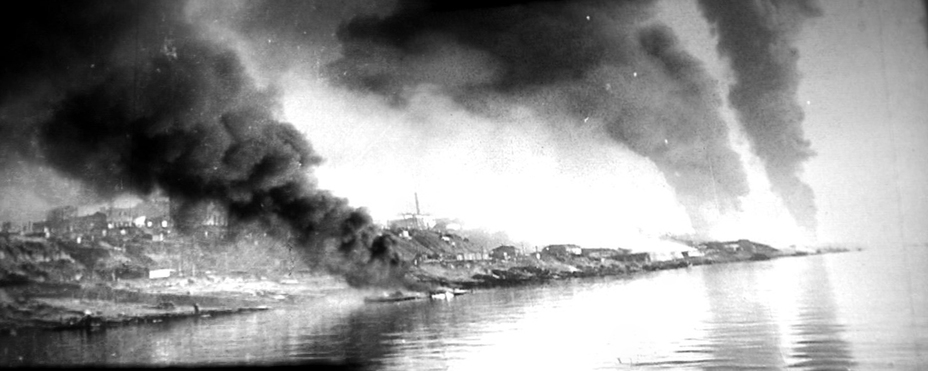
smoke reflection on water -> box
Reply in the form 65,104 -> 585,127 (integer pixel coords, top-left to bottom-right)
4,251 -> 926,369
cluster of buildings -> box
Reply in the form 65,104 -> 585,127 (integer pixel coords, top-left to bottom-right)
381,195 -> 740,266
405,235 -> 713,266
0,197 -> 228,242
367,195 -> 777,266
381,195 -> 713,265
486,239 -> 723,264
386,193 -> 463,233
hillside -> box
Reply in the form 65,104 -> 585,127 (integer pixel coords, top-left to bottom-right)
0,229 -> 298,285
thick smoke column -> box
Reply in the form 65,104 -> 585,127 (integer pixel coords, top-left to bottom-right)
327,0 -> 749,234
43,40 -> 371,248
1,1 -> 163,220
0,1 -> 399,285
698,0 -> 821,234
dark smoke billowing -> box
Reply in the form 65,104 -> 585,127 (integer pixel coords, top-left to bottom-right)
698,0 -> 821,234
327,0 -> 749,234
1,1 -> 165,221
1,0 -> 825,261
0,1 -> 403,286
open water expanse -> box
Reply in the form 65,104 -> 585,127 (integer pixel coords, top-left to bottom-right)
2,247 -> 926,370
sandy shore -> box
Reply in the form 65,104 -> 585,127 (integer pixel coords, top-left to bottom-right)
0,274 -> 349,332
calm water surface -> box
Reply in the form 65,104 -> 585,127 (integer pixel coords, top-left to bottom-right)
2,248 -> 926,369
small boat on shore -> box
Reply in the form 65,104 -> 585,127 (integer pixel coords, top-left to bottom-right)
364,291 -> 419,303
429,291 -> 452,300
428,288 -> 471,300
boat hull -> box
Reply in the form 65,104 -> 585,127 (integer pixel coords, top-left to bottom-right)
364,295 -> 418,303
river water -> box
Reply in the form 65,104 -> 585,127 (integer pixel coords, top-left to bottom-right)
2,248 -> 926,369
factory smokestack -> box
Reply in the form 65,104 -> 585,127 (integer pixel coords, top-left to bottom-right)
698,0 -> 822,235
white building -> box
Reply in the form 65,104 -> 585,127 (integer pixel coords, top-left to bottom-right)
626,238 -> 702,262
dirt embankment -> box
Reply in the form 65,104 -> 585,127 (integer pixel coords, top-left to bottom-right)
0,235 -> 85,284
0,276 -> 339,330
0,273 -> 352,332
0,233 -> 346,332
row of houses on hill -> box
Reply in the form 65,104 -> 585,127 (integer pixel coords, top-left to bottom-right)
486,239 -> 711,264
1,198 -> 228,238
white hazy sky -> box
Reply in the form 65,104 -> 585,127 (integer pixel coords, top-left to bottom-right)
801,1 -> 928,249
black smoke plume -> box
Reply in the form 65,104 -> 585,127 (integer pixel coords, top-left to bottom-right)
344,234 -> 409,288
1,1 -> 168,219
0,1 -> 401,286
698,0 -> 821,234
327,0 -> 749,234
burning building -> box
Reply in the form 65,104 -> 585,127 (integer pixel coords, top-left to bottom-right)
491,245 -> 519,260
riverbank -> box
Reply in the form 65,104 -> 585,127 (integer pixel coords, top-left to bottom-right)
0,248 -> 906,369
0,233 -> 852,332
407,251 -> 794,290
0,275 -> 334,332
407,240 -> 858,290
0,258 -> 685,331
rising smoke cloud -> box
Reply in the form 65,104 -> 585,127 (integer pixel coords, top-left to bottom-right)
698,0 -> 821,234
326,0 -> 750,235
0,1 -> 159,221
0,1 -> 404,286
0,0 -> 825,255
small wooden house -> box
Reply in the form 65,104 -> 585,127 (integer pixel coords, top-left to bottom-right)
491,245 -> 519,260
542,244 -> 582,257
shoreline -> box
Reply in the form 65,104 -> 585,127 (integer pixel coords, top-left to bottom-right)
1,244 -> 853,333
0,274 -> 344,332
410,250 -> 832,290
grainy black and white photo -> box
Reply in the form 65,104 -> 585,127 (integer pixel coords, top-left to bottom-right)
1,0 -> 926,369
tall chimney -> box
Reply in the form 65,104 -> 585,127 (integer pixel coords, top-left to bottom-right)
414,192 -> 420,215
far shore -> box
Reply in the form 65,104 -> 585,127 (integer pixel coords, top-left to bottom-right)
409,246 -> 849,290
